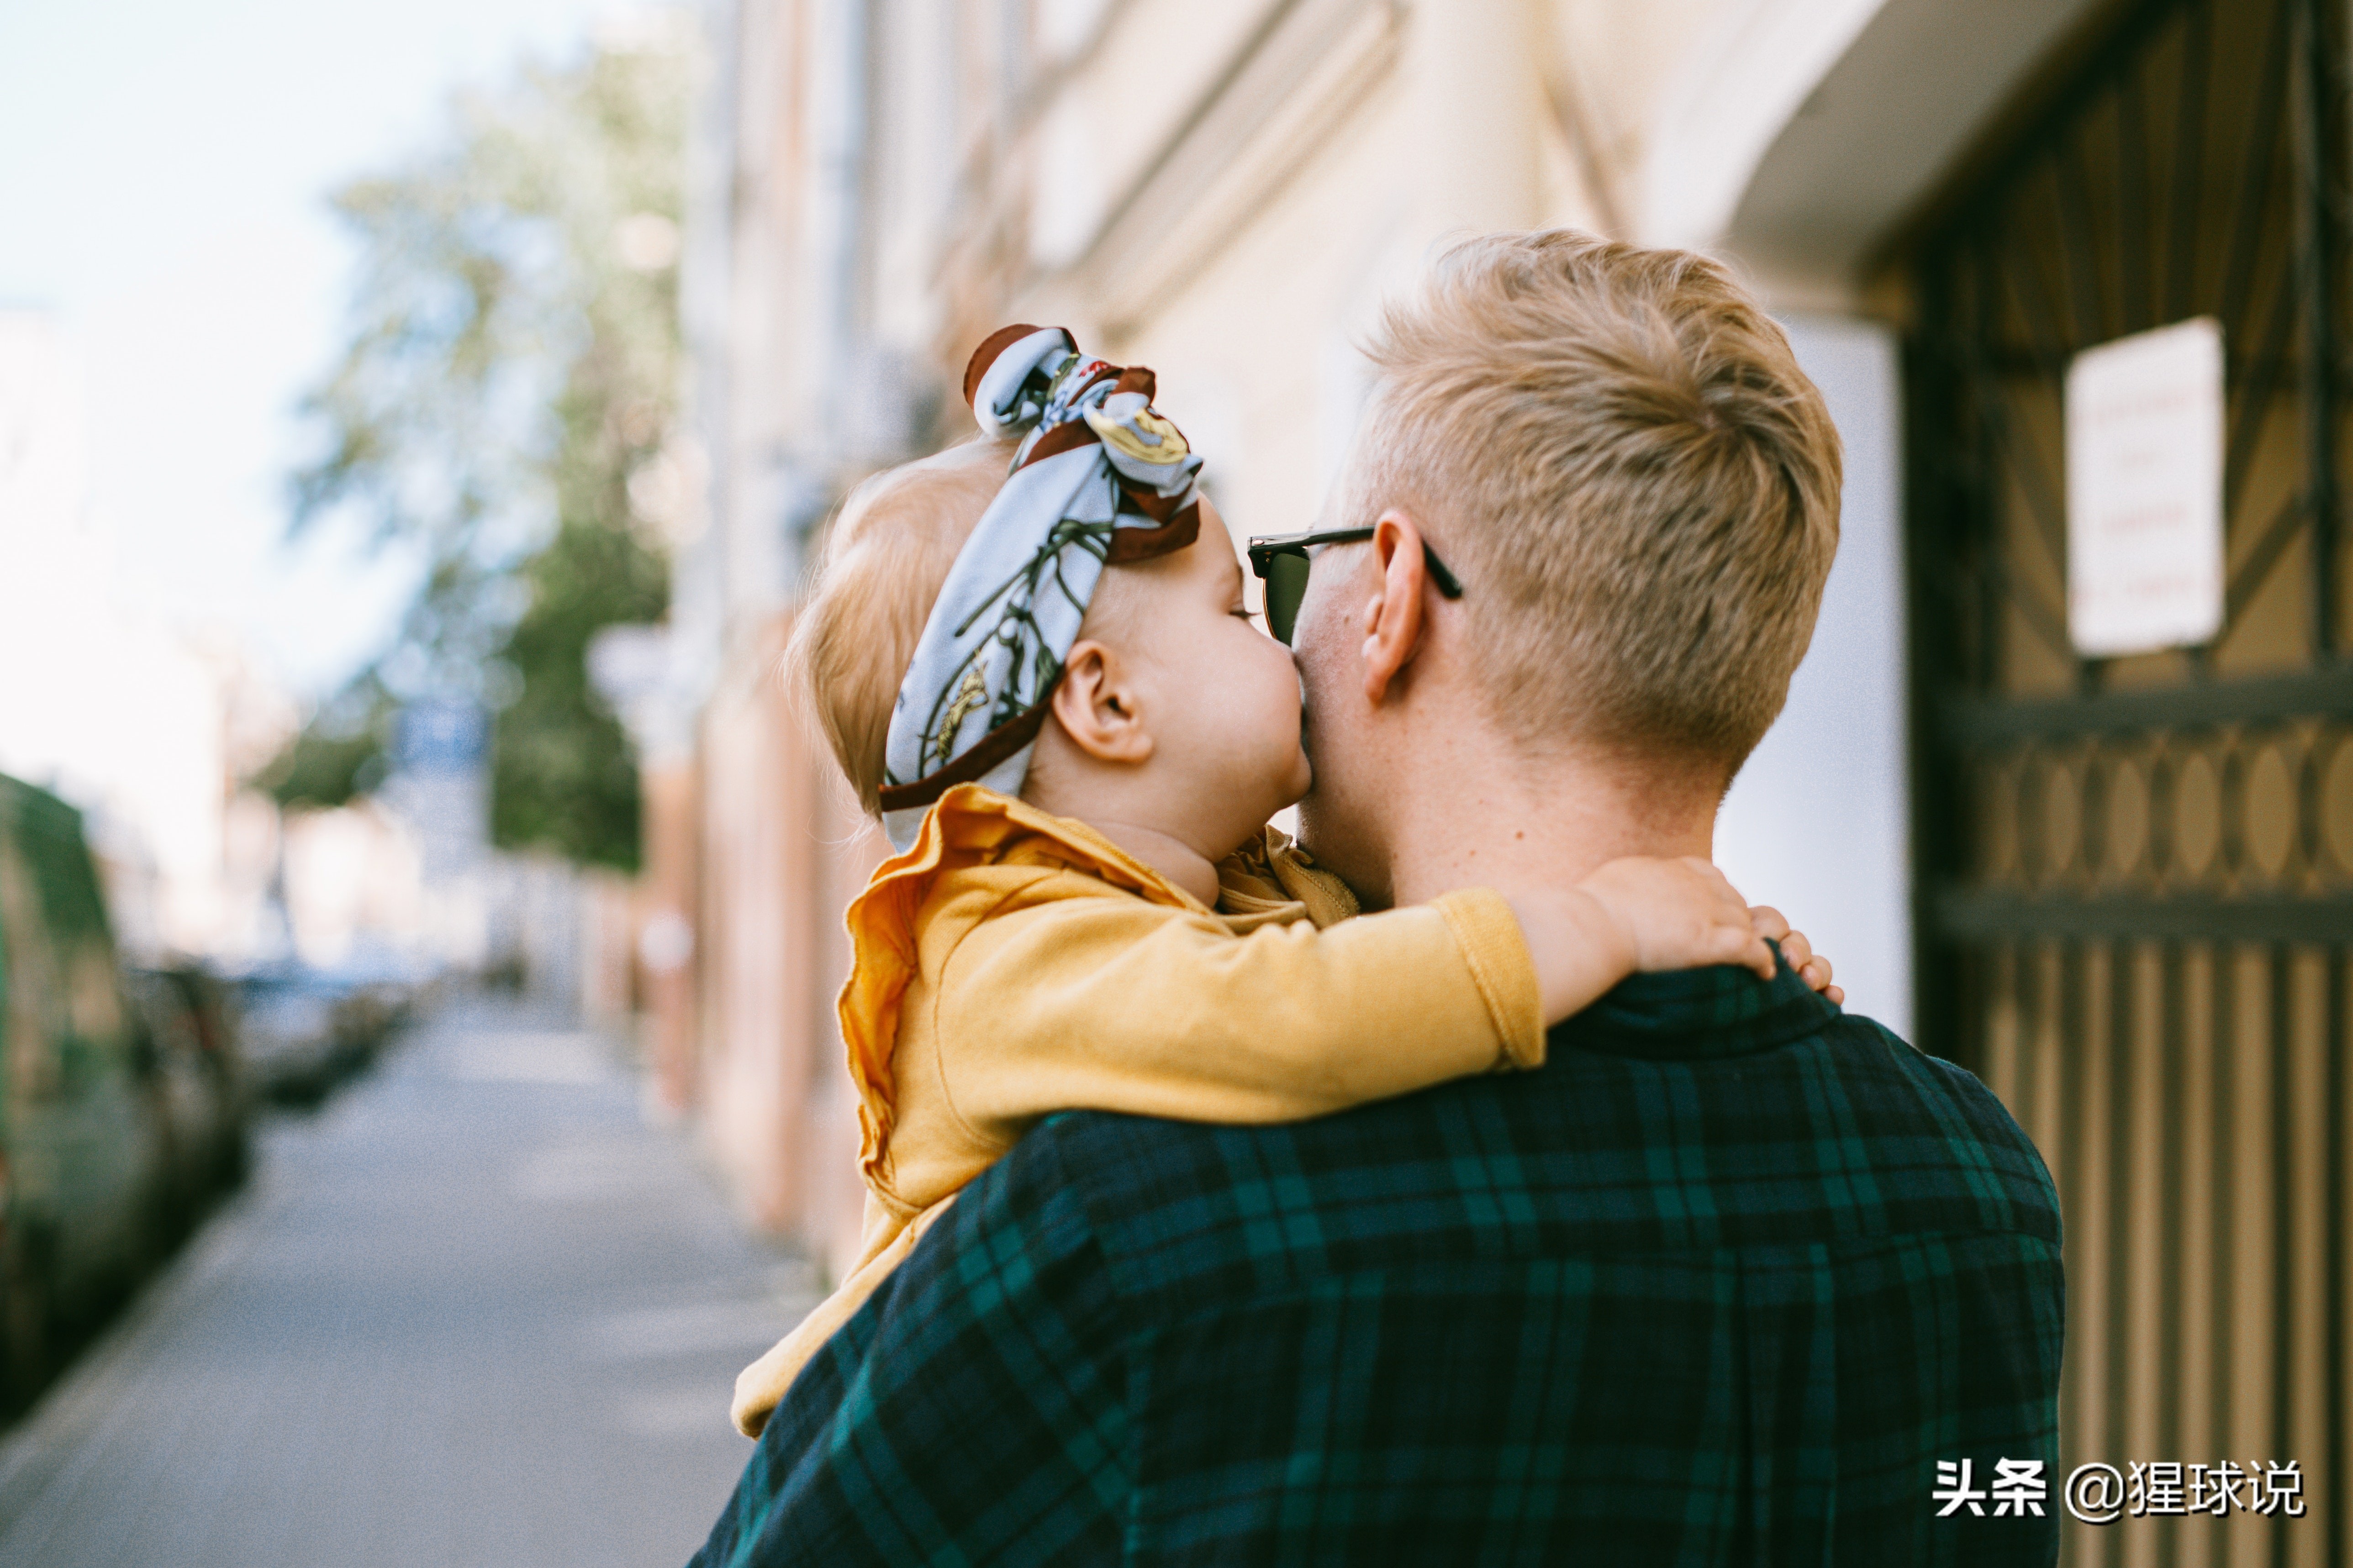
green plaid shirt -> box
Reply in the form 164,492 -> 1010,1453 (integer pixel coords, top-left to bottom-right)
693,957 -> 2063,1565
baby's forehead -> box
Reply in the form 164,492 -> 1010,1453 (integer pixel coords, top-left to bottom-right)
1185,526 -> 1245,596
1129,530 -> 1237,590
1207,535 -> 1242,584
1083,520 -> 1229,625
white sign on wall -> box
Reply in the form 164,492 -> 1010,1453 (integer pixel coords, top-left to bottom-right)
2065,316 -> 2226,656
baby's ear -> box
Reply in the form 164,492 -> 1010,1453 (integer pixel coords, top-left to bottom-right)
1049,640 -> 1154,764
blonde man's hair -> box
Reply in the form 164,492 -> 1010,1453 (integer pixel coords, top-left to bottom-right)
1348,230 -> 1841,780
785,438 -> 1017,812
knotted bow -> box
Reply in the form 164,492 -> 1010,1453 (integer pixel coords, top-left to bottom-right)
877,326 -> 1203,851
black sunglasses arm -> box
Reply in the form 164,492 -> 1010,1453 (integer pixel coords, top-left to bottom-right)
1245,529 -> 1462,599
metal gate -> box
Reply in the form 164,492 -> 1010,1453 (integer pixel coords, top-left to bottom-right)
1903,0 -> 2350,1561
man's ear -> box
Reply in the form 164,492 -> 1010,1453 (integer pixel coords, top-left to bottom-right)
1361,510 -> 1433,705
1048,640 -> 1155,764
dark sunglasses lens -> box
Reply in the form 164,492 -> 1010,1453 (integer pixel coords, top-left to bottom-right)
1264,552 -> 1311,645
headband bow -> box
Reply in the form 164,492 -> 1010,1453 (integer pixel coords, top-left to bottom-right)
877,326 -> 1203,850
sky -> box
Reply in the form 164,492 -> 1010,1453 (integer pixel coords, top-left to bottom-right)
0,0 -> 634,701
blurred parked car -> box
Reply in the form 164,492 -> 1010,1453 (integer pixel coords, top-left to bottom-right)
326,947 -> 427,1048
232,955 -> 421,1107
126,965 -> 249,1226
231,968 -> 353,1107
0,773 -> 172,1407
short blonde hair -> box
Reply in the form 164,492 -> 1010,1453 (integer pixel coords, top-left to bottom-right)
1348,230 -> 1841,779
785,438 -> 1016,812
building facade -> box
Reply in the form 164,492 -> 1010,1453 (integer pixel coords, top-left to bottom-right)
671,3 -> 2349,1558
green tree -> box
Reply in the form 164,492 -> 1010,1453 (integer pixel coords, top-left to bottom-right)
268,18 -> 687,869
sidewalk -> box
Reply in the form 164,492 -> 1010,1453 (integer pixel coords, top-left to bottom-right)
0,995 -> 816,1568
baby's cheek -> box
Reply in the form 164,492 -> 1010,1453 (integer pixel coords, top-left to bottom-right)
1249,641 -> 1302,718
1250,650 -> 1309,768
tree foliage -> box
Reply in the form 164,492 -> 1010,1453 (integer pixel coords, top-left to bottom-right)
268,20 -> 687,869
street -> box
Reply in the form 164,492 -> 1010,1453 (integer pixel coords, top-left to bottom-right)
0,996 -> 814,1568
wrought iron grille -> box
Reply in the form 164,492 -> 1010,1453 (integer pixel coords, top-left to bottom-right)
1903,0 -> 2350,1560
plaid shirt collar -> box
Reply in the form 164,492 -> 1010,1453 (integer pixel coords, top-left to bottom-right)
1552,948 -> 1841,1063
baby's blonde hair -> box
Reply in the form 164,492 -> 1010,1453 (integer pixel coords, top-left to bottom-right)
1347,230 -> 1841,780
785,437 -> 1017,813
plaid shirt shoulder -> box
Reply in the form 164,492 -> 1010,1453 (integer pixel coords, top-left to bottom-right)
693,962 -> 2063,1567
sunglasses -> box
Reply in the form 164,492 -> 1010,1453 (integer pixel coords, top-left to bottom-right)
1244,527 -> 1465,645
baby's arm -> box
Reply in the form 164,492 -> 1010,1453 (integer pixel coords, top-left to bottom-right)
937,880 -> 1544,1138
936,861 -> 1773,1141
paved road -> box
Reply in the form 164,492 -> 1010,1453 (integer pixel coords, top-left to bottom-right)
0,996 -> 815,1568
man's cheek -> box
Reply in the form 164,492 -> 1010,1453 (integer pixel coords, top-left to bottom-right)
1290,642 -> 1331,730
1289,587 -> 1342,697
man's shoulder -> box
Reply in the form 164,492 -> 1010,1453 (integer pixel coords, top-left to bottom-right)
1012,1001 -> 2059,1310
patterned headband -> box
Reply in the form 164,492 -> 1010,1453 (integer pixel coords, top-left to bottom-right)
876,325 -> 1203,851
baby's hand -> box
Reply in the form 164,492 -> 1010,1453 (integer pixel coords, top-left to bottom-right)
1506,859 -> 1777,1027
1746,905 -> 1845,1005
1576,856 -> 1777,982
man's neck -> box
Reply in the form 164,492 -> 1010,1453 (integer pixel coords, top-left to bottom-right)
1382,741 -> 1718,909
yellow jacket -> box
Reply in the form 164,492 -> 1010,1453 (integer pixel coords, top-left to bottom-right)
731,784 -> 1543,1436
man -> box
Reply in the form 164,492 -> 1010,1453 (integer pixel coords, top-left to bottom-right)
692,232 -> 2063,1565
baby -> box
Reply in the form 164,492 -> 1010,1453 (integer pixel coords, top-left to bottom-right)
730,326 -> 1833,1436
